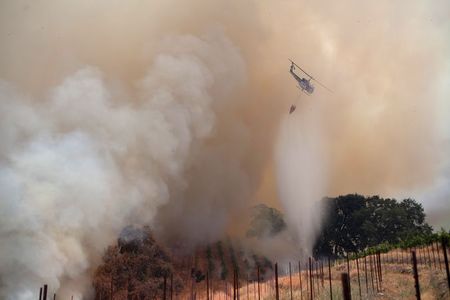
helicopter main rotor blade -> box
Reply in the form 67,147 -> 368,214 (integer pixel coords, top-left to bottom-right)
289,59 -> 333,93
311,78 -> 334,93
288,59 -> 313,79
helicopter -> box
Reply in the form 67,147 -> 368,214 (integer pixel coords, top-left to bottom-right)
288,59 -> 332,113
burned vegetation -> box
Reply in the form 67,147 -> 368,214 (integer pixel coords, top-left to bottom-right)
93,224 -> 275,299
93,226 -> 182,299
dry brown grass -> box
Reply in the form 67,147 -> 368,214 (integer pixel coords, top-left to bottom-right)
181,246 -> 449,300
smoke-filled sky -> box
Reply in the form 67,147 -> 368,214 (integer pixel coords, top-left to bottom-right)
0,0 -> 449,298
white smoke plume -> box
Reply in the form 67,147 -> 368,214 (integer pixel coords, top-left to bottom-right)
0,30 -> 245,298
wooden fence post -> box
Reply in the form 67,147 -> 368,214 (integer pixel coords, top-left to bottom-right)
163,275 -> 167,300
346,255 -> 350,277
321,260 -> 325,288
233,269 -> 237,300
442,238 -> 450,292
370,254 -> 378,292
206,272 -> 209,300
298,261 -> 303,300
110,276 -> 114,300
426,244 -> 432,267
341,273 -> 351,300
289,262 -> 293,300
170,273 -> 173,300
275,263 -> 280,300
257,266 -> 260,300
411,250 -> 421,300
378,252 -> 383,290
246,274 -> 249,300
328,257 -> 333,300
355,255 -> 361,299
42,285 -> 48,300
431,242 -> 437,269
309,258 -> 313,300
315,260 -> 320,296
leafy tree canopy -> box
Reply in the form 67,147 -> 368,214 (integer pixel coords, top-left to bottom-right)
246,204 -> 287,238
314,194 -> 432,257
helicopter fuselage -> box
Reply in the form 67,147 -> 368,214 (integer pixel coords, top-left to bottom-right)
290,67 -> 314,94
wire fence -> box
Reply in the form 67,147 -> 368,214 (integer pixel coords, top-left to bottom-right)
38,239 -> 450,300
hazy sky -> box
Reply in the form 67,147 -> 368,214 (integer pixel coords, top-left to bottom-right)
0,0 -> 449,298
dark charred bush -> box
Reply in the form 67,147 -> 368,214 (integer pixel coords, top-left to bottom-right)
93,226 -> 182,299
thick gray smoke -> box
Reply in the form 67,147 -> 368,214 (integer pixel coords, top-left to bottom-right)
0,0 -> 449,298
0,30 -> 245,298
